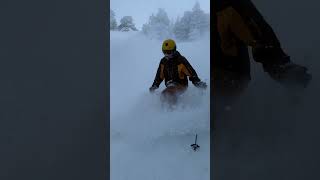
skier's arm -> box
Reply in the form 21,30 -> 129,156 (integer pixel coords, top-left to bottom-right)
181,57 -> 207,89
151,62 -> 164,88
181,57 -> 201,83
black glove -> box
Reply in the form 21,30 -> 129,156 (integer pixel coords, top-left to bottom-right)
263,62 -> 312,88
194,81 -> 207,89
149,85 -> 159,92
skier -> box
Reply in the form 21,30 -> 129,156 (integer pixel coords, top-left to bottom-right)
149,39 -> 207,105
214,0 -> 311,100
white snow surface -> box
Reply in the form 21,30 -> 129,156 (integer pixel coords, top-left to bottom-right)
110,31 -> 210,180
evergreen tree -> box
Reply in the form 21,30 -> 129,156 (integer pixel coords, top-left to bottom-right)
173,2 -> 209,41
110,10 -> 118,31
118,16 -> 138,31
189,2 -> 210,39
173,11 -> 192,40
142,8 -> 172,39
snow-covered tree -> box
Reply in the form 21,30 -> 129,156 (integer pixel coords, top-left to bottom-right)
173,2 -> 209,41
189,2 -> 210,39
110,10 -> 118,31
173,12 -> 192,41
142,8 -> 173,39
118,16 -> 138,31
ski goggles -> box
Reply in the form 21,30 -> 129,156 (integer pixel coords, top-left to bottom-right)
162,50 -> 174,55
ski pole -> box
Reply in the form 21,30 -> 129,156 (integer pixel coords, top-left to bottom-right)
191,134 -> 200,151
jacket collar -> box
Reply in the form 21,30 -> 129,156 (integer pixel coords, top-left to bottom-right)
164,50 -> 181,60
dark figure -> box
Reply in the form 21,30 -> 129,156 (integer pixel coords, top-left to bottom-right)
149,39 -> 207,105
214,0 -> 311,109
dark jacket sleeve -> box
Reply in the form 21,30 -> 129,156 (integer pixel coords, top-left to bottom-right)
151,61 -> 164,87
181,57 -> 201,83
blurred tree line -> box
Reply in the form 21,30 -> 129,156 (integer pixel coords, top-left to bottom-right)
110,2 -> 209,41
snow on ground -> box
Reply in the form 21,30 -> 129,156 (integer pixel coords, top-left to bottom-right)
110,31 -> 210,180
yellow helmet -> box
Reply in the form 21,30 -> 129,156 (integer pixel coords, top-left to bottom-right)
162,39 -> 176,52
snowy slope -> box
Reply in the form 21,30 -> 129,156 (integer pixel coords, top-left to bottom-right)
110,31 -> 210,180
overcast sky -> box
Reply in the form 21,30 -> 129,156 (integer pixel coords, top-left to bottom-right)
111,0 -> 210,30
